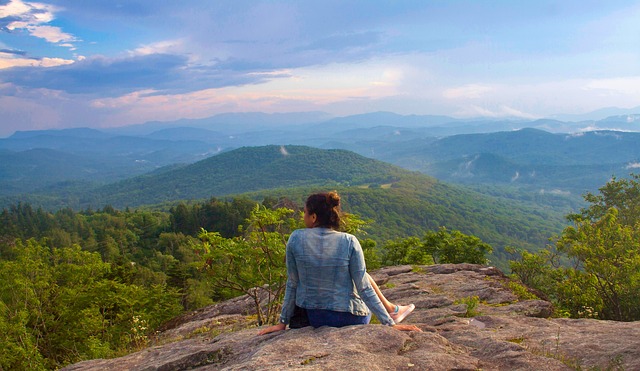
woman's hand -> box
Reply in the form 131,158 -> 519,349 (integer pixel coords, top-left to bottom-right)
393,324 -> 422,332
257,323 -> 286,335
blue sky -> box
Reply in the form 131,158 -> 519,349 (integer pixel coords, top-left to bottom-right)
0,0 -> 639,136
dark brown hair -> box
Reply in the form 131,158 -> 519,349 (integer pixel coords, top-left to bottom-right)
305,191 -> 341,229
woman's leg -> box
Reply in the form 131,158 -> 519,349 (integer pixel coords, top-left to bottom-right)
367,273 -> 395,312
367,273 -> 415,323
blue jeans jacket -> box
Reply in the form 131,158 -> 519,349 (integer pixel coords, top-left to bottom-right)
279,228 -> 394,326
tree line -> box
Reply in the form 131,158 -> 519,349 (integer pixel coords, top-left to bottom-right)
1,174 -> 639,369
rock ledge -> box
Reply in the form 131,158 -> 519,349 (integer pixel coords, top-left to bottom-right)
63,264 -> 640,370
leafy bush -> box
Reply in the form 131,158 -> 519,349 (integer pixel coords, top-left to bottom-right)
509,174 -> 640,321
194,206 -> 299,325
379,228 -> 493,267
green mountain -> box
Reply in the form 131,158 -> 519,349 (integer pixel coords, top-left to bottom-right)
54,145 -> 565,268
370,128 -> 640,196
0,148 -> 112,195
0,130 -> 220,196
83,145 -> 405,208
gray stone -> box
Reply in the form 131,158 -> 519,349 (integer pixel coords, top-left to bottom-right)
62,264 -> 640,371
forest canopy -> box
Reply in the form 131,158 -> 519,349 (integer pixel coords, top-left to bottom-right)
1,174 -> 638,369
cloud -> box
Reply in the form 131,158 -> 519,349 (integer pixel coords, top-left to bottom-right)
456,104 -> 537,119
0,53 -> 267,95
511,171 -> 520,182
539,189 -> 571,196
443,84 -> 493,99
584,77 -> 640,96
129,39 -> 187,57
26,24 -> 75,44
299,31 -> 384,53
0,48 -> 26,55
0,0 -> 77,47
1,0 -> 640,134
0,49 -> 74,68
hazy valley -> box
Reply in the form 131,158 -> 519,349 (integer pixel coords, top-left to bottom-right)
3,111 -> 640,202
3,112 -> 640,369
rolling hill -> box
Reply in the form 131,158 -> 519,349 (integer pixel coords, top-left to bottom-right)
369,128 -> 640,196
42,145 -> 565,269
3,113 -> 640,202
82,145 -> 407,208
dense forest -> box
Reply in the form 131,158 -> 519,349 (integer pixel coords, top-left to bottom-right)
1,143 -> 638,369
2,174 -> 640,369
0,197 -> 260,369
0,145 -> 570,267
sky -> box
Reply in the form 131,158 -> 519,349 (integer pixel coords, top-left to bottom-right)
1,0 -> 639,137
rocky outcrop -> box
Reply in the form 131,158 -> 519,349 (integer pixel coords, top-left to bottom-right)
63,264 -> 640,370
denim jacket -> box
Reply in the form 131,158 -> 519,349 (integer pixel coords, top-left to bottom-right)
279,228 -> 395,326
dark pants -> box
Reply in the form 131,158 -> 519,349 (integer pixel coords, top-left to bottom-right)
306,308 -> 371,328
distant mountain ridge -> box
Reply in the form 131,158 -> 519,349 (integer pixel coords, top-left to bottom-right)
55,145 -> 563,268
84,145 -> 406,208
2,111 -> 640,200
375,129 -> 640,195
2,111 -> 638,272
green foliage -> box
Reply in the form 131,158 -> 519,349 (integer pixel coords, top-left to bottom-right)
507,246 -> 558,292
380,237 -> 432,266
556,207 -> 640,320
194,206 -> 301,325
572,174 -> 640,225
506,281 -> 539,301
360,239 -> 382,270
258,176 -> 563,271
0,239 -> 182,369
74,146 -> 407,209
509,174 -> 640,321
170,197 -> 258,237
454,296 -> 480,317
422,227 -> 493,265
378,227 -> 493,267
4,145 -> 569,272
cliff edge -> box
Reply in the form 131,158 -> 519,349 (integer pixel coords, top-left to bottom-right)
62,264 -> 640,370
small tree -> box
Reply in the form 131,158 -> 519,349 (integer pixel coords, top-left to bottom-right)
555,207 -> 640,320
422,227 -> 492,265
195,206 -> 300,325
509,174 -> 640,321
361,238 -> 382,270
194,206 -> 372,325
380,237 -> 432,266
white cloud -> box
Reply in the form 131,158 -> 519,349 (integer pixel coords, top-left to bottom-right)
0,0 -> 32,18
584,77 -> 640,96
500,105 -> 537,119
456,104 -> 537,119
539,189 -> 572,196
565,132 -> 585,138
443,84 -> 493,99
626,162 -> 640,169
0,51 -> 75,69
1,0 -> 77,47
130,39 -> 186,57
28,25 -> 76,44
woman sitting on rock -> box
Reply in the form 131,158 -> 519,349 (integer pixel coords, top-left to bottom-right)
258,191 -> 419,335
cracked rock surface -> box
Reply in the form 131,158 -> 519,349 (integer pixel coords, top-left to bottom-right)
62,264 -> 640,370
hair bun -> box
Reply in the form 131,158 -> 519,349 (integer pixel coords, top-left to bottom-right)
327,191 -> 340,207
